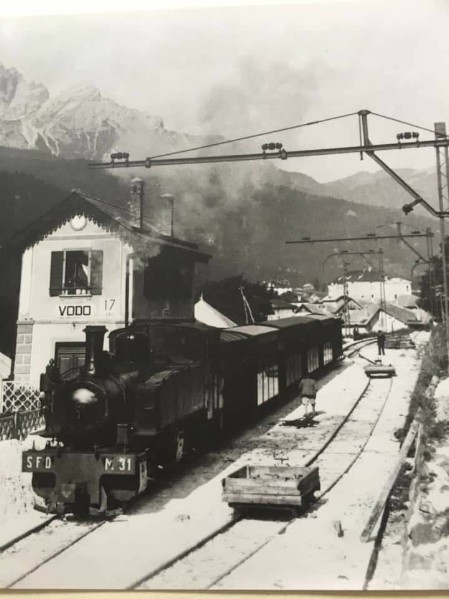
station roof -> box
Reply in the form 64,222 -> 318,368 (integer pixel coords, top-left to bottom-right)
228,324 -> 277,337
264,314 -> 337,329
2,189 -> 211,263
331,269 -> 384,284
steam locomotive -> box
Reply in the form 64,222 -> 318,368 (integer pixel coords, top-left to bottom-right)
23,315 -> 342,515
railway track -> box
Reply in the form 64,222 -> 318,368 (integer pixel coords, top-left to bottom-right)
2,342 -> 410,590
343,337 -> 376,359
0,517 -> 105,588
133,371 -> 394,590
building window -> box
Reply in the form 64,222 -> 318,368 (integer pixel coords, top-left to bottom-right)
49,250 -> 103,296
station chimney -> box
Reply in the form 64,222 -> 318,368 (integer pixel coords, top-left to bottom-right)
129,177 -> 144,229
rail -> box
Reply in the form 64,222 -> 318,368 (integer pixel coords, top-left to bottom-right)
131,372 -> 393,589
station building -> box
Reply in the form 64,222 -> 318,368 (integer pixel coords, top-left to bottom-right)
5,179 -> 210,386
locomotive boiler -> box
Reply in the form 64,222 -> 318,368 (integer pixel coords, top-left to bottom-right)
23,315 -> 342,516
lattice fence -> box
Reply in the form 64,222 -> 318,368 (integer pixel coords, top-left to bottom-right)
0,413 -> 16,441
0,382 -> 41,413
0,409 -> 44,441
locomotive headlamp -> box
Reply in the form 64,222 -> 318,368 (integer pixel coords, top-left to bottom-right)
71,387 -> 98,405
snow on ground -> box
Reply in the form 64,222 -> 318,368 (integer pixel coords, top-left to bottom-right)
6,343 -> 424,590
0,435 -> 50,548
14,362 -> 373,589
212,346 -> 422,590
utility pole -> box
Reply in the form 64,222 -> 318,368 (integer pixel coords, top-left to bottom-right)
378,250 -> 387,330
435,122 -> 449,368
424,227 -> 437,317
343,261 -> 350,337
161,193 -> 175,236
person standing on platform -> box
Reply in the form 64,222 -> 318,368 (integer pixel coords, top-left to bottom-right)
299,376 -> 317,416
377,330 -> 386,355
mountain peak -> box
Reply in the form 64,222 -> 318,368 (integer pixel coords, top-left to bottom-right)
0,65 -> 199,159
0,63 -> 49,121
56,83 -> 102,102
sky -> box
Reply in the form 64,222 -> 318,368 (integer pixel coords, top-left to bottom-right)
0,0 -> 449,181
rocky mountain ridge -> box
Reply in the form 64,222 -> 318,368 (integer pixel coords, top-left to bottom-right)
0,63 -> 217,160
0,63 -> 440,215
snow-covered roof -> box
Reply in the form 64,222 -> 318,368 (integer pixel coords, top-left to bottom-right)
297,303 -> 329,316
0,353 -> 11,379
331,269 -> 384,284
348,305 -> 378,325
382,303 -> 418,323
395,294 -> 419,309
270,299 -> 296,310
194,296 -> 236,328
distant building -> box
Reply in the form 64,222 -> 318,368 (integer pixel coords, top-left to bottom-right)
347,301 -> 429,336
279,290 -> 299,304
369,303 -> 419,333
268,299 -> 298,320
296,303 -> 329,316
265,281 -> 293,296
318,295 -> 363,316
5,181 -> 210,385
327,268 -> 411,302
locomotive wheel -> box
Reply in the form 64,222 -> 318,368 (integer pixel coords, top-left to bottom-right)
73,492 -> 90,519
146,449 -> 159,479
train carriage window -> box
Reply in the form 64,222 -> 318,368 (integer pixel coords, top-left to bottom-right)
286,354 -> 302,385
307,347 -> 319,372
323,342 -> 333,365
257,361 -> 279,405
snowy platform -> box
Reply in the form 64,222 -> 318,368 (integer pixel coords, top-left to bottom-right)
8,344 -> 424,590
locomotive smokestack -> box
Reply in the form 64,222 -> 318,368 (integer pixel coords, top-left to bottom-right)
84,326 -> 107,376
129,177 -> 144,229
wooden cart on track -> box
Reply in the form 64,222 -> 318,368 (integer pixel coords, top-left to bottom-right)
222,464 -> 320,517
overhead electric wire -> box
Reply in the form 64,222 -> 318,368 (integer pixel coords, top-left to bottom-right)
80,194 -> 160,230
87,109 -> 445,215
146,111 -> 360,160
370,112 -> 441,137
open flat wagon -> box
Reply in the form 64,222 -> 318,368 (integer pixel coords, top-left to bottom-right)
222,464 -> 320,517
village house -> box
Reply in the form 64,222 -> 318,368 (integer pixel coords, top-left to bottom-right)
3,179 -> 210,387
267,298 -> 298,320
326,268 -> 411,303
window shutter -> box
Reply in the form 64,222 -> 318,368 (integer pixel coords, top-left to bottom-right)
49,251 -> 63,296
90,250 -> 103,295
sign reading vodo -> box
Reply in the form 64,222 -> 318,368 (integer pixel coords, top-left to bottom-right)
56,303 -> 95,318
